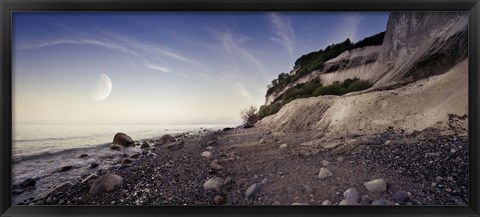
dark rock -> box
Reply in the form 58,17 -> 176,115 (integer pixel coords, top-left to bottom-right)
213,195 -> 225,205
223,127 -> 234,131
140,142 -> 150,149
78,154 -> 89,158
123,159 -> 132,164
130,153 -> 141,159
118,165 -> 130,170
89,173 -> 124,194
60,165 -> 73,172
166,140 -> 184,150
391,191 -> 409,204
141,149 -> 149,155
90,163 -> 99,169
19,178 -> 36,188
245,184 -> 259,198
155,134 -> 176,146
12,190 -> 24,195
110,144 -> 123,151
203,177 -> 224,193
113,132 -> 134,147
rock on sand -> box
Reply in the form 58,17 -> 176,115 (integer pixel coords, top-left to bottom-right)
364,179 -> 387,193
89,173 -> 124,194
113,132 -> 134,147
203,177 -> 224,193
318,167 -> 333,179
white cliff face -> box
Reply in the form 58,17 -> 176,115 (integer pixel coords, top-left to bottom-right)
264,12 -> 468,105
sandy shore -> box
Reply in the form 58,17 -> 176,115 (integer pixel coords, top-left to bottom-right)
19,118 -> 468,206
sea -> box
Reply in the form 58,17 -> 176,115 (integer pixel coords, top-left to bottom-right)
11,124 -> 235,204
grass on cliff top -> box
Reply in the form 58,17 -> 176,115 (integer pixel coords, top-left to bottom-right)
259,78 -> 373,120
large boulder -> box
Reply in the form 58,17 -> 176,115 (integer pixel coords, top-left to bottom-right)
113,133 -> 134,147
155,134 -> 176,146
89,173 -> 124,194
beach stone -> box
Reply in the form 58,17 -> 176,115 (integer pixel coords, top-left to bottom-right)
210,163 -> 224,171
123,159 -> 132,164
89,173 -> 124,194
321,200 -> 332,205
205,146 -> 214,151
81,174 -> 99,183
339,199 -> 360,205
201,151 -> 213,159
321,160 -> 330,166
155,134 -> 176,146
166,140 -> 184,150
291,202 -> 309,205
361,195 -> 371,204
141,149 -> 149,155
118,165 -> 130,170
53,182 -> 73,193
260,138 -> 267,144
206,140 -> 217,146
113,132 -> 134,147
336,157 -> 345,162
364,179 -> 387,193
203,177 -> 224,193
12,190 -> 24,195
372,199 -> 395,205
245,184 -> 259,198
213,195 -> 225,205
90,163 -> 99,169
78,154 -> 89,158
318,167 -> 333,179
19,178 -> 36,188
140,142 -> 150,149
60,165 -> 73,172
384,140 -> 392,145
279,143 -> 287,149
224,177 -> 233,185
343,188 -> 359,201
391,191 -> 409,204
110,144 -> 123,151
223,127 -> 233,131
130,153 -> 140,159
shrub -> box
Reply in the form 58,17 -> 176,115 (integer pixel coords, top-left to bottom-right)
240,105 -> 259,127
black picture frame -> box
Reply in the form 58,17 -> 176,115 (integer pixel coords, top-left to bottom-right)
1,0 -> 479,216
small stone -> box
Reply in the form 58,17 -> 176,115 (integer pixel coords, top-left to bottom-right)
203,177 -> 224,193
53,182 -> 73,193
384,140 -> 392,145
245,184 -> 259,198
90,163 -> 99,169
321,160 -> 330,166
60,165 -> 73,172
364,179 -> 387,193
261,178 -> 268,184
110,144 -> 123,151
46,197 -> 52,204
81,174 -> 99,183
291,202 -> 309,205
372,199 -> 395,205
361,195 -> 370,204
210,163 -> 224,171
431,182 -> 437,187
140,142 -> 150,149
123,159 -> 132,164
205,146 -> 214,151
260,138 -> 267,143
445,188 -> 452,192
130,153 -> 140,159
339,199 -> 359,205
19,178 -> 36,188
343,188 -> 359,201
336,157 -> 344,162
213,195 -> 225,205
201,151 -> 213,159
89,173 -> 124,194
279,143 -> 287,149
111,201 -> 116,205
321,200 -> 332,205
78,154 -> 89,158
391,191 -> 409,204
318,167 -> 333,179
224,177 -> 233,185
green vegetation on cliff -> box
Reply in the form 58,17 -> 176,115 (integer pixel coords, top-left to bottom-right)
259,78 -> 373,120
266,31 -> 385,95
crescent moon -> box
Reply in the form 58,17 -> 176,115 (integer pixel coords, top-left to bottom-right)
92,73 -> 112,101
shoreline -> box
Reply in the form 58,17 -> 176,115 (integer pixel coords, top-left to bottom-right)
15,123 -> 468,206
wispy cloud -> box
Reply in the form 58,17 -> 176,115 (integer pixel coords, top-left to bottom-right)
268,13 -> 296,57
145,63 -> 172,72
233,83 -> 253,101
211,28 -> 267,75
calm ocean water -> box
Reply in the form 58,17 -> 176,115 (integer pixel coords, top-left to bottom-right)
11,124 -> 234,204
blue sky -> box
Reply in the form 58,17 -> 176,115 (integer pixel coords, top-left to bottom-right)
13,12 -> 389,125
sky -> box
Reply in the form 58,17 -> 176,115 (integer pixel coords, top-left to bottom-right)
13,12 -> 389,125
